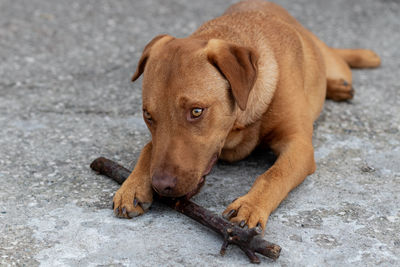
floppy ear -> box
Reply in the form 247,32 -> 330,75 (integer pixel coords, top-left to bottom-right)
207,40 -> 258,110
131,34 -> 173,82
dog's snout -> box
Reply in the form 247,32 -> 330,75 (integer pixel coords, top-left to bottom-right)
152,171 -> 177,195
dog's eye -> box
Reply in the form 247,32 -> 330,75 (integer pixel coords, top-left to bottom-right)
191,108 -> 203,118
143,110 -> 152,122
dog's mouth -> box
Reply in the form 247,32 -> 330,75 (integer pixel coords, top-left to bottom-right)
185,153 -> 218,199
185,176 -> 206,200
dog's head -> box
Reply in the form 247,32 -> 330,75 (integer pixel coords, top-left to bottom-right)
132,35 -> 258,198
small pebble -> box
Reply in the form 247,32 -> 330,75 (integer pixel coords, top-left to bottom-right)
361,165 -> 375,173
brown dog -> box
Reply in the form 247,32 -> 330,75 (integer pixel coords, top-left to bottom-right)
113,0 -> 380,232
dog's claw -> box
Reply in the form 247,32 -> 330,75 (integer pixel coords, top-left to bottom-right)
224,209 -> 236,220
248,226 -> 261,237
134,198 -> 138,207
122,207 -> 127,215
140,202 -> 151,211
349,88 -> 355,97
255,227 -> 262,234
239,220 -> 246,228
255,222 -> 263,234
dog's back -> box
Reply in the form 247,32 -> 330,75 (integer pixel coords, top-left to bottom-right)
225,0 -> 299,25
192,0 -> 380,120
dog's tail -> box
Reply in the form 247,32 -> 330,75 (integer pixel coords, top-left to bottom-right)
332,48 -> 381,68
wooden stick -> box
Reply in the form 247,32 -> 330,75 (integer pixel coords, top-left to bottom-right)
90,157 -> 281,263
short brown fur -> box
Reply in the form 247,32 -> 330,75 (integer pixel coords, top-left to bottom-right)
113,0 -> 380,232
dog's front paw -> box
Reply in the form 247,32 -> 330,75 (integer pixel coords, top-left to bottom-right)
222,193 -> 269,233
113,178 -> 153,219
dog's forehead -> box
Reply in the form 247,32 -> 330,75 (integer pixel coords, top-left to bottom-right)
148,37 -> 207,66
166,38 -> 207,53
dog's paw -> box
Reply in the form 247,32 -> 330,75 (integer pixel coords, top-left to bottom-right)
222,194 -> 269,233
326,79 -> 354,101
113,179 -> 153,219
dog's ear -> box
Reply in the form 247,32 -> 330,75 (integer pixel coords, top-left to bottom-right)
207,40 -> 258,110
131,34 -> 173,82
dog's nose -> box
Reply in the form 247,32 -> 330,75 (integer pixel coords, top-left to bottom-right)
152,171 -> 177,195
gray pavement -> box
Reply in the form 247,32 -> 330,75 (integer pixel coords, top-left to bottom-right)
0,0 -> 399,266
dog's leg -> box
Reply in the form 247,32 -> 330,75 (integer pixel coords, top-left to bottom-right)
325,48 -> 380,101
319,46 -> 354,101
223,133 -> 315,232
113,142 -> 153,218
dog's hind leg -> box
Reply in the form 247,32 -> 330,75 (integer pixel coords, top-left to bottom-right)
310,32 -> 380,101
321,46 -> 355,101
324,48 -> 381,101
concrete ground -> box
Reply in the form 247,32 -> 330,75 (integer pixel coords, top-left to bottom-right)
0,0 -> 399,266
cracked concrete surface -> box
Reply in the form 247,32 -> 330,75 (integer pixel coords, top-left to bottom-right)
0,0 -> 399,266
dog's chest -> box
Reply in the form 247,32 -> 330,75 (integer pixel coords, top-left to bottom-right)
221,123 -> 261,162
